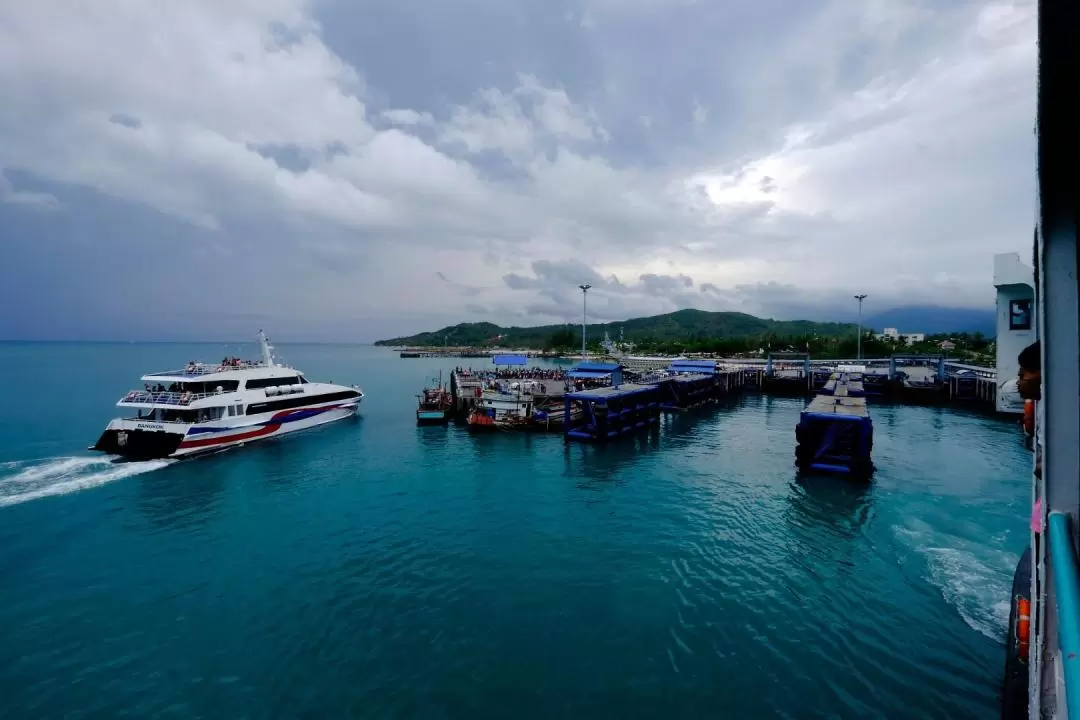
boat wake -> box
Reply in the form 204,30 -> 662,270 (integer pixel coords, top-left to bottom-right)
921,545 -> 1014,642
0,456 -> 172,508
895,522 -> 1016,642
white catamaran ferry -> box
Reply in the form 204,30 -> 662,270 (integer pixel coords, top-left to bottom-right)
91,331 -> 363,459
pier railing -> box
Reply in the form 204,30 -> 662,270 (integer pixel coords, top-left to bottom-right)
145,362 -> 260,378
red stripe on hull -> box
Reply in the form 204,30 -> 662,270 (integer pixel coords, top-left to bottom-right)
176,405 -> 349,449
178,423 -> 280,449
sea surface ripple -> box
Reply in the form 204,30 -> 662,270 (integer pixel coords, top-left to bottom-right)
0,343 -> 1029,718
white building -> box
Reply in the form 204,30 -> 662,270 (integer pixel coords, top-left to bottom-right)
875,327 -> 926,345
994,252 -> 1035,413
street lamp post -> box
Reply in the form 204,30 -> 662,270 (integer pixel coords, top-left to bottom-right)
854,293 -> 868,360
578,284 -> 592,357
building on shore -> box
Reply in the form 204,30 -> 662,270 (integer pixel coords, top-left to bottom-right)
874,328 -> 926,345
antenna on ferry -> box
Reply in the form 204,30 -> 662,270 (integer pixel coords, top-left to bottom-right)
259,329 -> 275,367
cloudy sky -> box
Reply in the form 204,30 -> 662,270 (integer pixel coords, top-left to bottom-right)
0,0 -> 1035,341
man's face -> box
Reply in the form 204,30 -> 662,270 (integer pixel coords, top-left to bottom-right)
1018,367 -> 1042,400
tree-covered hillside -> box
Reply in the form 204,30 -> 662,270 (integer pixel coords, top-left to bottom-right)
375,309 -> 856,349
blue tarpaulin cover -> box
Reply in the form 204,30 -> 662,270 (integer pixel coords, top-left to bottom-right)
669,360 -> 717,374
574,362 -> 620,372
492,354 -> 528,366
568,369 -> 612,379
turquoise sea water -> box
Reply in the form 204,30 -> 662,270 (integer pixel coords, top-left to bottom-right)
0,342 -> 1030,718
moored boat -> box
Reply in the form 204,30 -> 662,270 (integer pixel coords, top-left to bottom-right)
416,373 -> 453,425
90,331 -> 363,459
467,381 -> 538,431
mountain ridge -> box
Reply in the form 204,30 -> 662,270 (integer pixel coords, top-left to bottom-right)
376,308 -> 851,348
375,306 -> 995,348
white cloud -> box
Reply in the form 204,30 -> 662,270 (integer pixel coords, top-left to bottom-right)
0,0 -> 1037,338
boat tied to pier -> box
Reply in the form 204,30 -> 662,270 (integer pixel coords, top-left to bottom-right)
467,381 -> 540,431
90,331 -> 363,459
416,373 -> 453,425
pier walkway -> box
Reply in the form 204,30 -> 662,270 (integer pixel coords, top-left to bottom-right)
795,372 -> 874,480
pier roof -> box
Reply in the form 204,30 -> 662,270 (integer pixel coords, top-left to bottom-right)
569,361 -> 622,379
669,359 -> 718,374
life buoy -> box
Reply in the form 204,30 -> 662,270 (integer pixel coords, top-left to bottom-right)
1016,597 -> 1030,661
1023,400 -> 1035,436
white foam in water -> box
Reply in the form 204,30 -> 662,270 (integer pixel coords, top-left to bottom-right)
922,546 -> 1013,641
0,456 -> 172,508
895,523 -> 1016,641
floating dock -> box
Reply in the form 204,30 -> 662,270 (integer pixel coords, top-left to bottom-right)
795,372 -> 874,479
564,384 -> 662,442
563,367 -> 746,442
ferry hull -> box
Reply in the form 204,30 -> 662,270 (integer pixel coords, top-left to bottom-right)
91,427 -> 185,460
416,410 -> 450,426
92,402 -> 359,460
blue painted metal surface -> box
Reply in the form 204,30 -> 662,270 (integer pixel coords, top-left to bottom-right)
563,384 -> 661,442
1048,512 -> 1080,720
657,374 -> 723,410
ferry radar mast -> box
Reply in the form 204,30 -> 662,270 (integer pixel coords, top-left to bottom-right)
259,329 -> 276,367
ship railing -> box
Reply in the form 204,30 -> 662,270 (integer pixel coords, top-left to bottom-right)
1048,513 -> 1080,719
118,390 -> 217,406
145,361 -> 261,377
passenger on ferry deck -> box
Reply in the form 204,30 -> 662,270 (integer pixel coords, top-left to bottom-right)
1018,341 -> 1041,400
1018,341 -> 1043,484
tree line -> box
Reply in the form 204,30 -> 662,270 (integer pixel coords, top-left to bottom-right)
544,328 -> 994,362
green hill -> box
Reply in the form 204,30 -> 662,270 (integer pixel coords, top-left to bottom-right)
375,309 -> 856,351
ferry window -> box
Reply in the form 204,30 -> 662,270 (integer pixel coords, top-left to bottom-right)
1010,299 -> 1032,330
245,376 -> 300,390
246,389 -> 359,415
227,405 -> 235,417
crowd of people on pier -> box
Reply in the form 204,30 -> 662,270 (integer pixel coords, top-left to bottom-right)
454,366 -> 567,382
454,366 -> 613,395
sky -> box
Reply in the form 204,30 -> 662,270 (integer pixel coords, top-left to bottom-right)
0,0 -> 1036,342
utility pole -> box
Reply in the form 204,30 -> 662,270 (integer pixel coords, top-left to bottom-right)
579,284 -> 592,357
854,294 -> 868,360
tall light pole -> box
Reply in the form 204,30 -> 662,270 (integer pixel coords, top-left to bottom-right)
854,293 -> 868,360
579,283 -> 592,357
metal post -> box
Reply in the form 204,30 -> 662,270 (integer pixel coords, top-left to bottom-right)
854,294 -> 867,360
579,283 -> 592,357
